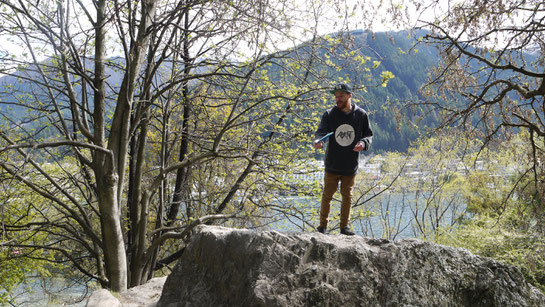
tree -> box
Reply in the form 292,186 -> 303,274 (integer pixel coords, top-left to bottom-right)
385,0 -> 545,289
403,0 -> 544,226
0,0 -> 385,294
436,131 -> 545,292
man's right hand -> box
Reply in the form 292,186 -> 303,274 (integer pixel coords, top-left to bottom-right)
313,140 -> 323,149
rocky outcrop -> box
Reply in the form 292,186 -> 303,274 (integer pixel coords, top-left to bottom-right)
158,225 -> 545,307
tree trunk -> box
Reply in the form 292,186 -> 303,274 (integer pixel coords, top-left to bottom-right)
106,0 -> 156,289
93,0 -> 128,292
96,168 -> 128,292
166,5 -> 192,224
128,112 -> 150,287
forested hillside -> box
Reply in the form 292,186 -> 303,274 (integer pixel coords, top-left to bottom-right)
0,30 -> 438,152
0,28 -> 536,153
264,29 -> 440,152
349,30 -> 439,151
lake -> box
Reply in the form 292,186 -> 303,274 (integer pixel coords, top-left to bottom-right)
267,193 -> 466,240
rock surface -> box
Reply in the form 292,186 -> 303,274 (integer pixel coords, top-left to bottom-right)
158,225 -> 545,307
86,277 -> 166,307
86,289 -> 121,307
119,277 -> 166,307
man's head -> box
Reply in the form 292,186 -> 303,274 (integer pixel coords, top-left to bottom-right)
330,83 -> 352,110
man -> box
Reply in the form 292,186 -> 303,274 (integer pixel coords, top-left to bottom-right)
313,83 -> 373,235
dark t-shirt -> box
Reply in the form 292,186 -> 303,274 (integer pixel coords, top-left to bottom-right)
315,103 -> 373,176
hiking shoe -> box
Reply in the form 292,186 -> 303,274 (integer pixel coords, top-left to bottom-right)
317,226 -> 326,234
340,227 -> 355,236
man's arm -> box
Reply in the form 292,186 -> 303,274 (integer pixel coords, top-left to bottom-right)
355,112 -> 373,152
313,111 -> 330,149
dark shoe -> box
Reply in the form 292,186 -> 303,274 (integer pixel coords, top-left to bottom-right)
317,226 -> 326,234
340,227 -> 355,236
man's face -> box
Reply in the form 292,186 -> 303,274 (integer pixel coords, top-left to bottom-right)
334,91 -> 352,109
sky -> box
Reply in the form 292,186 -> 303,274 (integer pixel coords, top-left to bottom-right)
0,0 -> 427,62
4,0 -> 535,68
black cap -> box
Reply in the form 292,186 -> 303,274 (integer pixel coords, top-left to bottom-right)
330,83 -> 352,94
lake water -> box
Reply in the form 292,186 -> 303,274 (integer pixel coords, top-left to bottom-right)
267,193 -> 466,240
5,277 -> 89,306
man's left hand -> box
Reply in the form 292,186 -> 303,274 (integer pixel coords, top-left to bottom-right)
353,141 -> 365,152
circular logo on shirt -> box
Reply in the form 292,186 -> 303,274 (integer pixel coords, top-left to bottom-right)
335,124 -> 355,147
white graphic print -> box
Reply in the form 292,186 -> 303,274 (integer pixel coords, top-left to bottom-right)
335,124 -> 355,147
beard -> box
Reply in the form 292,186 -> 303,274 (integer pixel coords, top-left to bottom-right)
336,99 -> 350,109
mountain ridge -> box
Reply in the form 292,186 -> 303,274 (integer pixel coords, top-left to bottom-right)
0,30 -> 444,152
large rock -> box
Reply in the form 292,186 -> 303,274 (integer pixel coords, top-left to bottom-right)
158,225 -> 545,307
